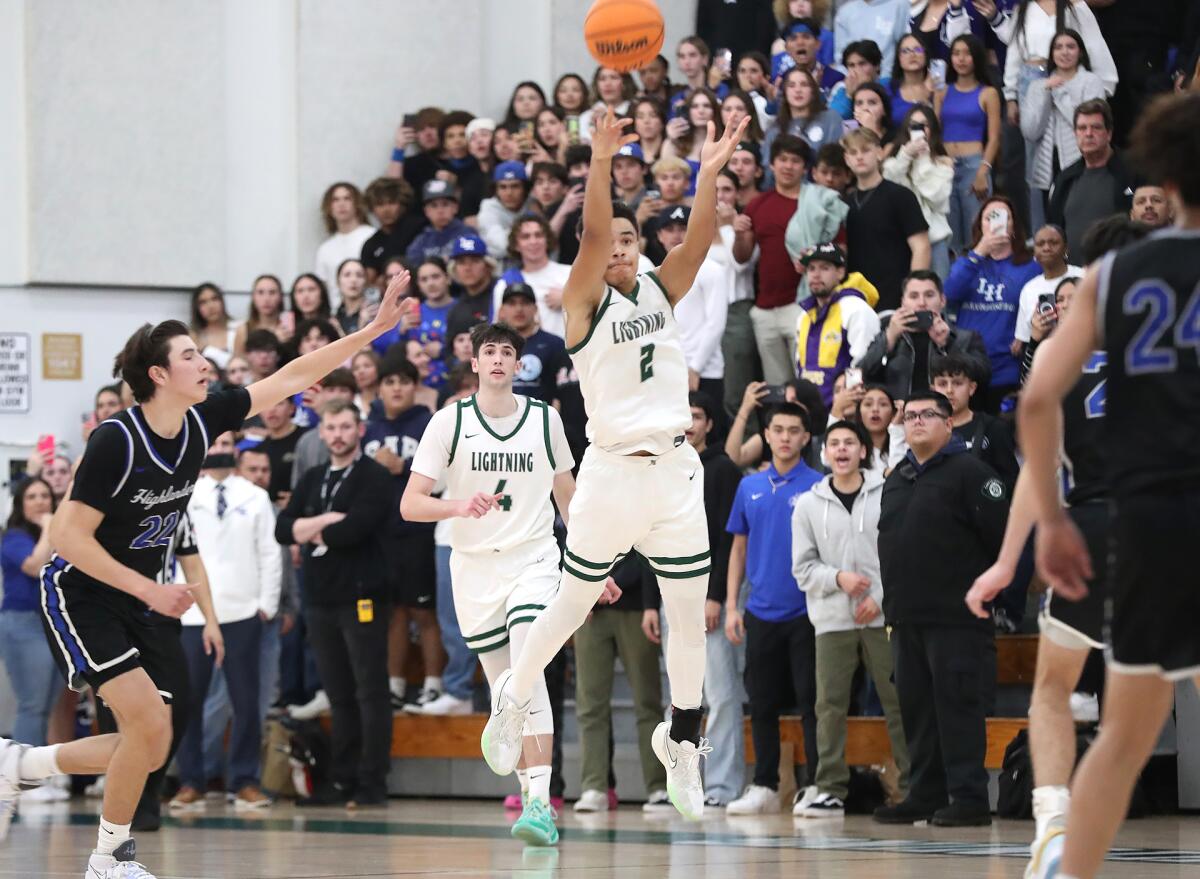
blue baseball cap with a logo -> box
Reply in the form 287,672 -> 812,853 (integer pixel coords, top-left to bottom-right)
448,233 -> 487,258
615,143 -> 646,164
493,161 -> 528,183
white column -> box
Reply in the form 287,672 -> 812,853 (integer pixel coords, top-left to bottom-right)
483,0 -> 554,118
0,0 -> 29,285
223,0 -> 299,289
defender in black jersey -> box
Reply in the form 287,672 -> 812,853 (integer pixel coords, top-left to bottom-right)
0,270 -> 414,878
965,221 -> 1153,878
1016,93 -> 1200,879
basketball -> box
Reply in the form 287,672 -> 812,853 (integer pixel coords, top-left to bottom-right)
583,0 -> 665,73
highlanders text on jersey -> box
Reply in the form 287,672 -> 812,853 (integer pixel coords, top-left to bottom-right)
409,395 -> 574,554
566,272 -> 692,455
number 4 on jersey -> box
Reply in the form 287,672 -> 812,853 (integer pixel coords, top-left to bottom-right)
493,479 -> 513,512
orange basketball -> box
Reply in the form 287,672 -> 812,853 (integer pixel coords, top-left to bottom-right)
584,0 -> 665,73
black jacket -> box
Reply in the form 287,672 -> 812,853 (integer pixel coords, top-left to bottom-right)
859,317 -> 991,400
276,455 -> 393,607
878,438 -> 1009,627
1046,149 -> 1136,231
953,412 -> 1019,493
643,445 -> 744,609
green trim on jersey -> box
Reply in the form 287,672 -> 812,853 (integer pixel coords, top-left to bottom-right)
471,394 -> 532,442
562,562 -> 612,582
617,279 -> 641,305
564,289 -> 613,355
470,637 -> 510,655
448,398 -> 466,465
648,564 -> 711,580
506,616 -> 539,629
539,402 -> 555,470
647,550 -> 711,565
464,622 -> 509,644
506,603 -> 546,619
643,271 -> 672,308
564,548 -> 623,570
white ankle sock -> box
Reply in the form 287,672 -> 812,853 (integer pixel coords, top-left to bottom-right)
96,817 -> 130,857
516,768 -> 530,795
1032,785 -> 1070,838
528,767 -> 551,804
423,676 -> 442,693
19,744 -> 61,782
389,677 -> 405,697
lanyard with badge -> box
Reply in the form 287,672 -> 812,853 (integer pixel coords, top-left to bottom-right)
313,460 -> 374,624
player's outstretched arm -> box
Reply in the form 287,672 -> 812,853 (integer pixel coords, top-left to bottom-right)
562,109 -> 637,348
965,460 -> 1047,618
245,269 -> 414,418
656,116 -> 750,306
1018,265 -> 1101,599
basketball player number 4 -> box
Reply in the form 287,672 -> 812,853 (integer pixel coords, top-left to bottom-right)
493,479 -> 513,512
640,343 -> 655,382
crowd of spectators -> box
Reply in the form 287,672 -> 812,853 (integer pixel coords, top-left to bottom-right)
4,0 -> 1200,821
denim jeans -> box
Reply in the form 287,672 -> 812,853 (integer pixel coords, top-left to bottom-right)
949,153 -> 990,255
203,615 -> 282,781
436,544 -> 477,701
930,238 -> 951,282
1018,62 -> 1048,234
0,611 -> 62,745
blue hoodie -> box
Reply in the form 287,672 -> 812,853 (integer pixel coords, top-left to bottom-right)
944,252 -> 1041,388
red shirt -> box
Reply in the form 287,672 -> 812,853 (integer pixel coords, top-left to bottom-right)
745,189 -> 802,310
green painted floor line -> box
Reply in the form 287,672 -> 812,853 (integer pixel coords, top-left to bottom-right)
15,813 -> 1200,865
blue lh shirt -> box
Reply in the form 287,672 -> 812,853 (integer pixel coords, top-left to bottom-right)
0,529 -> 39,612
726,460 -> 823,622
944,252 -> 1042,388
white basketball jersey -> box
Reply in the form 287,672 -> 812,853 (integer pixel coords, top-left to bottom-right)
566,271 -> 691,455
410,394 -> 567,555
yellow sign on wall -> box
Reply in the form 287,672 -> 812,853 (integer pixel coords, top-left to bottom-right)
42,333 -> 82,380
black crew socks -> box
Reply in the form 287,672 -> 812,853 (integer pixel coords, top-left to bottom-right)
669,706 -> 703,746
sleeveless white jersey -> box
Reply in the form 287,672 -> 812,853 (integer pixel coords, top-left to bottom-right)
566,271 -> 692,455
409,394 -> 572,554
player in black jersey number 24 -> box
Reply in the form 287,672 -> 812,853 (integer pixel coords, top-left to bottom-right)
0,270 -> 417,879
1018,92 -> 1200,879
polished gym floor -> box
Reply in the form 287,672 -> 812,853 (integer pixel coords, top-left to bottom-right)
5,797 -> 1200,877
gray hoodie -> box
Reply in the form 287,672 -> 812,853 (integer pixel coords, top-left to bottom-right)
790,468 -> 886,636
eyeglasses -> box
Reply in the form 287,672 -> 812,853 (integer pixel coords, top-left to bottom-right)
900,45 -> 925,56
902,409 -> 947,424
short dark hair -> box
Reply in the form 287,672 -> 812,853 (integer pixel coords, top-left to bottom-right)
320,367 -> 357,393
439,109 -> 474,140
364,176 -> 414,211
902,269 -> 944,295
320,397 -> 360,423
470,322 -> 526,358
765,401 -> 812,433
688,391 -> 717,429
292,318 -> 340,349
904,390 -> 953,418
823,419 -> 871,468
581,200 -> 641,239
842,39 -> 882,68
114,320 -> 192,403
1073,98 -> 1113,132
565,144 -> 592,168
770,133 -> 813,166
1079,214 -> 1152,264
531,162 -> 568,185
814,143 -> 848,172
1129,92 -> 1200,208
244,328 -> 281,355
379,354 -> 419,384
929,353 -> 979,383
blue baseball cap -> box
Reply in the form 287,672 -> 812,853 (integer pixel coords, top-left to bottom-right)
448,233 -> 487,258
615,143 -> 646,164
493,161 -> 528,183
782,18 -> 821,39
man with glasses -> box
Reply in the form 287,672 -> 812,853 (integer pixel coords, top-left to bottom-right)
873,390 -> 1008,828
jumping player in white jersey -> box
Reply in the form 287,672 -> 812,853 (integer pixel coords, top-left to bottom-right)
479,108 -> 751,820
0,271 -> 416,879
401,321 -> 615,847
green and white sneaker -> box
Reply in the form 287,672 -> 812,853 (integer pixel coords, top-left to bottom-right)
511,797 -> 559,847
650,721 -> 712,821
480,669 -> 530,776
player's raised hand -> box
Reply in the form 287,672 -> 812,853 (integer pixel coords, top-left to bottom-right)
1036,515 -> 1093,601
367,268 -> 413,335
146,582 -> 197,618
590,107 -> 638,160
965,559 -> 1015,618
699,115 -> 751,175
457,492 -> 503,519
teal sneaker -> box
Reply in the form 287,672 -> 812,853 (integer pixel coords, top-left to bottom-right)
511,797 -> 559,847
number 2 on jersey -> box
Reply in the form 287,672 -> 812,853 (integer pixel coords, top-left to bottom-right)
639,343 -> 655,382
130,512 -> 179,550
493,479 -> 513,512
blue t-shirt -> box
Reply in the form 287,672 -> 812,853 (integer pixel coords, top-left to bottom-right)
362,404 -> 434,534
726,460 -> 823,622
513,330 -> 566,403
1,528 -> 39,612
944,252 -> 1042,388
404,219 -> 472,263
